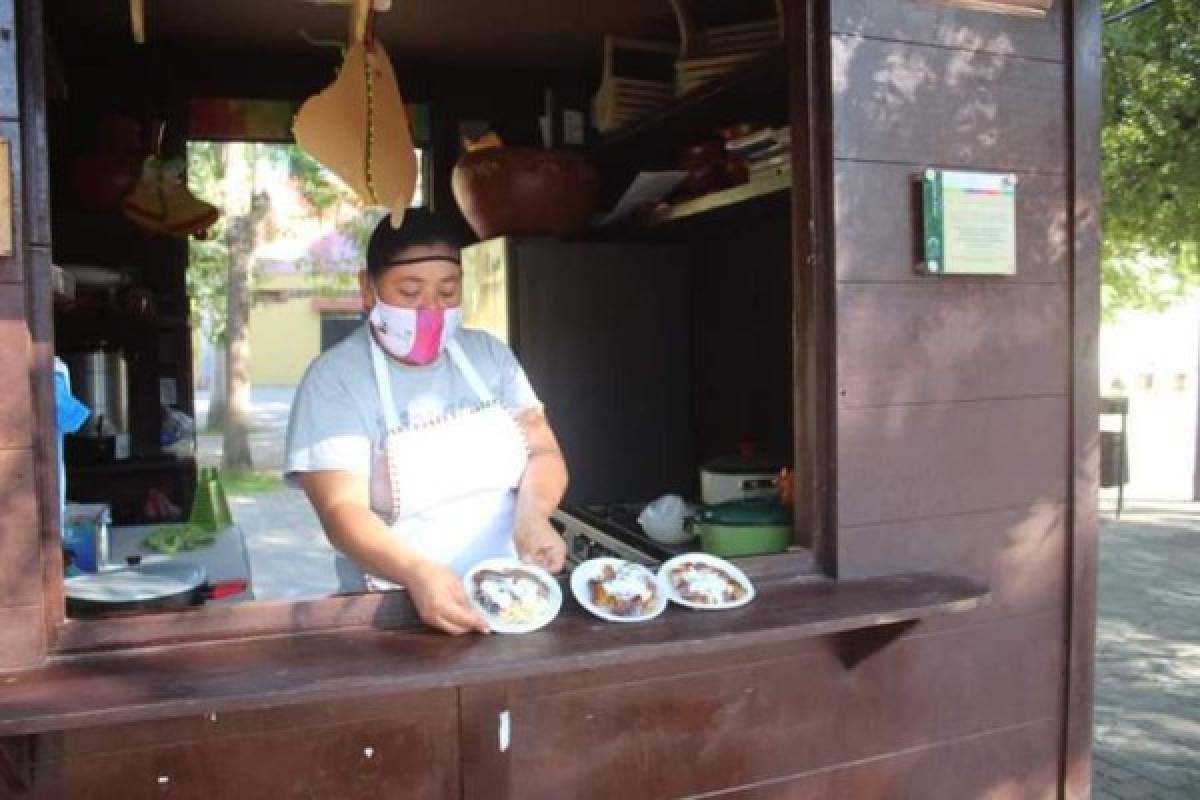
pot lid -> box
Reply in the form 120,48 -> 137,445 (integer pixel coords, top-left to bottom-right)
701,499 -> 791,526
702,453 -> 786,475
65,561 -> 205,603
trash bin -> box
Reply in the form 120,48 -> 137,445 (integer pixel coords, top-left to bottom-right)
1099,396 -> 1129,515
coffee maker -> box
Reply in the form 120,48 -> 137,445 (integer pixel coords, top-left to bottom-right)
64,347 -> 131,464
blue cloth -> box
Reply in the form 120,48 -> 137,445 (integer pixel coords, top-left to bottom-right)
55,371 -> 90,434
53,358 -> 90,515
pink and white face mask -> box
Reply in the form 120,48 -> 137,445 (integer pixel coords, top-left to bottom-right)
368,301 -> 462,365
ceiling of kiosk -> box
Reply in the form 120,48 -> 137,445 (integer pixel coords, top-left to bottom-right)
44,0 -> 682,71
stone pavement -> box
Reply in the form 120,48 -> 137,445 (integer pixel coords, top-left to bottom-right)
227,486 -> 339,602
1094,502 -> 1200,800
195,386 -> 338,601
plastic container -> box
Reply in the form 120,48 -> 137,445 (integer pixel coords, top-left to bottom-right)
62,503 -> 112,572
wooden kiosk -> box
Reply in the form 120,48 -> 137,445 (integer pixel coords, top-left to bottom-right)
0,0 -> 1099,796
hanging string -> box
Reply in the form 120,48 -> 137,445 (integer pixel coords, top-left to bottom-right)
362,6 -> 380,205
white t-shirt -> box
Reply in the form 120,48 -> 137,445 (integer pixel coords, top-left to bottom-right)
286,324 -> 540,509
286,325 -> 541,591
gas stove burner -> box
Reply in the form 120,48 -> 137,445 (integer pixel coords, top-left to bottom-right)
553,502 -> 691,568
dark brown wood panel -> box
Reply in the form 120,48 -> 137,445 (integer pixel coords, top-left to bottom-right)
0,0 -> 16,120
834,160 -> 1069,284
0,604 -> 44,671
715,718 -> 1059,799
18,0 -> 51,246
23,692 -> 460,800
831,0 -> 1065,63
0,119 -> 23,283
31,690 -> 453,760
0,284 -> 31,446
470,612 -> 1063,799
839,501 -> 1065,625
0,448 -> 39,607
0,573 -> 986,737
24,245 -> 61,647
838,396 -> 1067,527
789,0 -> 838,574
1065,1 -> 1103,797
832,36 -> 1066,173
837,283 -> 1069,407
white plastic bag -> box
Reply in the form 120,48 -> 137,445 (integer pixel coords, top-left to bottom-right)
637,494 -> 692,544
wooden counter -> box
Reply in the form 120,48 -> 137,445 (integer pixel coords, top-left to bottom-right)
0,572 -> 985,737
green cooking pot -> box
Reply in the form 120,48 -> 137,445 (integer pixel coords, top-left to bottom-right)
696,499 -> 792,558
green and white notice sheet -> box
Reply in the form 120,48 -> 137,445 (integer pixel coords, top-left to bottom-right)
921,169 -> 1017,275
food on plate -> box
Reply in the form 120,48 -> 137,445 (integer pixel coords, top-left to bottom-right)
668,560 -> 749,606
471,567 -> 553,625
588,563 -> 659,617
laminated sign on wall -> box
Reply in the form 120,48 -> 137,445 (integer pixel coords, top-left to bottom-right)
920,169 -> 1017,276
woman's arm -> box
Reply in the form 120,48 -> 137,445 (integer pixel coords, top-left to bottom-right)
512,409 -> 569,572
295,470 -> 489,635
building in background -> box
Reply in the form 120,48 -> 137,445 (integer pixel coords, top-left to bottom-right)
1100,293 -> 1200,501
191,145 -> 426,388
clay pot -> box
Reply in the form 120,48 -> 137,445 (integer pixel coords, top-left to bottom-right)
451,147 -> 597,240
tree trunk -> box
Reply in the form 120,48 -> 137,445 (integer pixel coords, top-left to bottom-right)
221,143 -> 264,472
206,345 -> 228,430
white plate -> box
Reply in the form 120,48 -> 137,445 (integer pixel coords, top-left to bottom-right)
658,553 -> 756,610
570,558 -> 668,623
462,558 -> 562,634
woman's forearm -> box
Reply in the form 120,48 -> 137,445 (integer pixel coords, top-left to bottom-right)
296,472 -> 428,586
320,501 -> 427,584
515,450 -> 568,522
513,408 -> 568,521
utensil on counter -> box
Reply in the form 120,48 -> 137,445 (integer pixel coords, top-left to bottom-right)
64,560 -> 247,616
695,499 -> 791,558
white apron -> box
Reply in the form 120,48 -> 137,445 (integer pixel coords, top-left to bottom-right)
361,334 -> 529,590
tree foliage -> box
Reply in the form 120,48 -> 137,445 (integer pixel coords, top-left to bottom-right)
186,142 -> 231,344
286,146 -> 344,218
1102,0 -> 1200,316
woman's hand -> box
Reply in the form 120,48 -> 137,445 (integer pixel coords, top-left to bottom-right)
514,514 -> 568,573
404,559 -> 491,636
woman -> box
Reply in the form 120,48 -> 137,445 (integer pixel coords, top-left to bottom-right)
285,210 -> 568,635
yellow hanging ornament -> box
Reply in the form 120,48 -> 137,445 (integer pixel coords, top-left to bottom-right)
122,156 -> 219,238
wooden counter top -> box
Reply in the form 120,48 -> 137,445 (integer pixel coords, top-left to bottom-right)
0,572 -> 987,737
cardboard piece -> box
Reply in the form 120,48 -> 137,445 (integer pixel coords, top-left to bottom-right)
293,40 -> 417,228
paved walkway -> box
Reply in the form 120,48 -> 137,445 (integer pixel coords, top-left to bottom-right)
228,487 -> 339,601
195,386 -> 338,601
1094,502 -> 1200,800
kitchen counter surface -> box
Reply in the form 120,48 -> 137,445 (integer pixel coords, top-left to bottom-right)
102,524 -> 255,603
0,571 -> 987,737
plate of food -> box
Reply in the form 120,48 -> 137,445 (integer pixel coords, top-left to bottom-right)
463,558 -> 562,634
659,553 -> 755,610
570,558 -> 667,623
